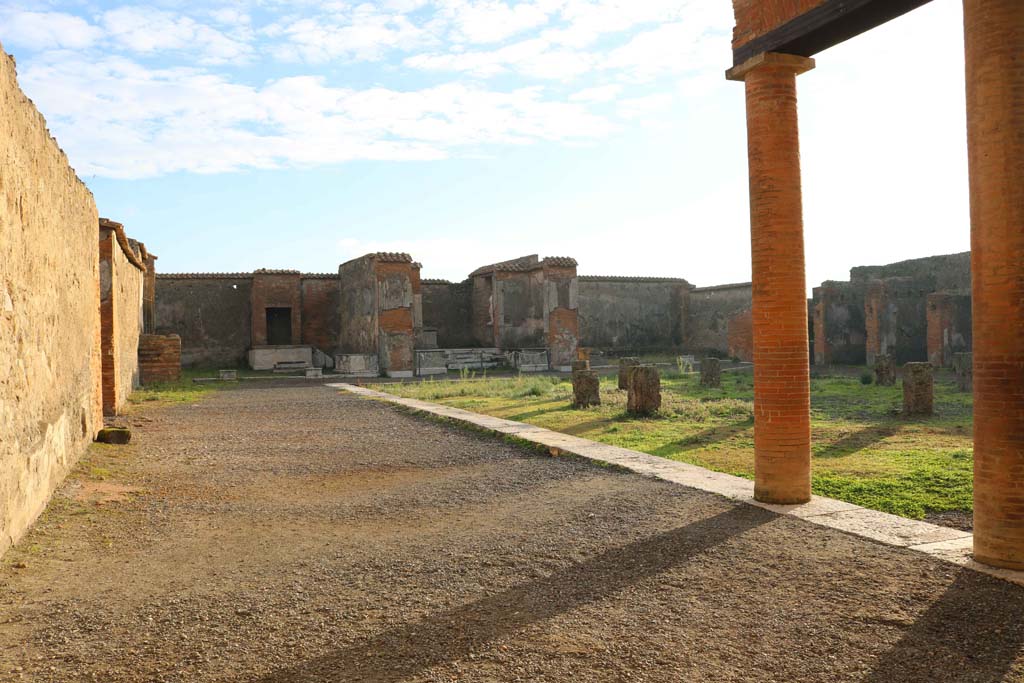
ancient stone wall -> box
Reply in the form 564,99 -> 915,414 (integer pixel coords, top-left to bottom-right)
864,276 -> 932,365
927,292 -> 972,368
577,277 -> 691,351
0,45 -> 102,556
685,283 -> 753,357
251,270 -> 302,346
422,280 -> 476,348
375,258 -> 416,375
155,275 -> 253,367
543,263 -> 579,370
99,220 -> 146,415
301,275 -> 340,352
851,252 -> 970,292
138,334 -> 182,384
812,281 -> 867,365
338,256 -> 378,355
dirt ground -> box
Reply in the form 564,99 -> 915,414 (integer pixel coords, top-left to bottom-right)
2,381 -> 1024,682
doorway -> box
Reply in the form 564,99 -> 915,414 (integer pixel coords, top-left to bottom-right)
266,307 -> 292,345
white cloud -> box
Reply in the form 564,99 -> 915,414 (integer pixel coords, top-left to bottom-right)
18,52 -> 614,179
268,6 -> 434,63
0,10 -> 101,50
436,0 -> 553,44
101,7 -> 252,64
569,83 -> 621,102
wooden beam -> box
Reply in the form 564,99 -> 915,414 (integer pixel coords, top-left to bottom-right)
733,0 -> 935,68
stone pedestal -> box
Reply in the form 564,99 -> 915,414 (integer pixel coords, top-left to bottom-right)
627,366 -> 661,416
618,357 -> 639,390
902,363 -> 934,416
572,370 -> 601,408
874,354 -> 896,387
700,357 -> 722,388
953,352 -> 973,392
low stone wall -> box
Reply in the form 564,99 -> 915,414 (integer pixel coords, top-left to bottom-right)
139,334 -> 182,384
0,45 -> 103,556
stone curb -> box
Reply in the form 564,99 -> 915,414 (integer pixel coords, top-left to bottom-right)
328,383 -> 1024,587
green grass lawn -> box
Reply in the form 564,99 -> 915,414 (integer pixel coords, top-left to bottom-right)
374,369 -> 974,521
129,368 -> 222,405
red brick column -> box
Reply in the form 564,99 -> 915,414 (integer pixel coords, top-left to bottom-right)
729,53 -> 815,504
964,0 -> 1024,570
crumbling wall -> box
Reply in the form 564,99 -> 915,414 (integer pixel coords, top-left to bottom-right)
422,280 -> 475,347
301,275 -> 340,352
375,259 -> 416,375
471,275 -> 495,347
0,45 -> 102,556
811,281 -> 867,365
98,221 -> 146,415
543,263 -> 579,370
927,292 -> 972,367
851,252 -> 970,292
494,269 -> 547,348
685,283 -> 753,357
578,277 -> 691,351
155,275 -> 253,367
864,276 -> 932,366
338,256 -> 378,355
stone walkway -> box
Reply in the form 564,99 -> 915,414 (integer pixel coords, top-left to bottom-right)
2,381 -> 1024,682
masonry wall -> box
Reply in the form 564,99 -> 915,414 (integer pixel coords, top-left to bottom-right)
375,260 -> 416,374
99,227 -> 146,415
422,281 -> 475,348
493,269 -> 547,348
685,283 -> 754,357
301,276 -> 340,352
0,46 -> 102,556
731,0 -> 826,50
578,277 -> 690,350
927,292 -> 972,367
155,276 -> 253,367
864,276 -> 933,365
338,257 -> 378,355
812,281 -> 867,365
851,252 -> 971,292
251,272 -> 302,346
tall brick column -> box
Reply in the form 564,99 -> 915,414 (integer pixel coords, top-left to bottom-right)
728,53 -> 815,504
964,0 -> 1024,570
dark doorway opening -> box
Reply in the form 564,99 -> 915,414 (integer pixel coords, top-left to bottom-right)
266,307 -> 292,345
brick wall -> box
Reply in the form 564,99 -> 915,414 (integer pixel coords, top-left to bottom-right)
98,220 -> 146,416
727,309 -> 754,362
926,292 -> 972,367
862,276 -> 931,365
0,44 -> 102,556
731,0 -> 826,50
301,276 -> 340,352
139,334 -> 182,384
251,270 -> 302,346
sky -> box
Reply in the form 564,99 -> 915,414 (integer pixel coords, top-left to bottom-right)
2,0 -> 970,289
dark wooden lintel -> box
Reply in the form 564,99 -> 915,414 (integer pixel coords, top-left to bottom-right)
733,0 -> 935,68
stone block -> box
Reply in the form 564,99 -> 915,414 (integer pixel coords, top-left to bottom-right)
618,357 -> 640,390
96,428 -> 131,445
902,363 -> 934,416
335,353 -> 380,377
571,359 -> 590,372
627,365 -> 661,416
874,354 -> 896,387
219,369 -> 238,381
953,352 -> 973,392
305,367 -> 323,378
572,369 -> 601,408
700,357 -> 722,388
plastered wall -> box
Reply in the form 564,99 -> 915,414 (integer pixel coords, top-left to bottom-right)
99,223 -> 146,415
155,275 -> 253,367
578,277 -> 690,351
0,46 -> 102,555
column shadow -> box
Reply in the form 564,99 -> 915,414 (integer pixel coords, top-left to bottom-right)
865,570 -> 1024,682
250,505 -> 769,683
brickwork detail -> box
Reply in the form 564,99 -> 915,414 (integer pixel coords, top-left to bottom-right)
964,0 -> 1024,570
741,55 -> 814,504
139,334 -> 182,384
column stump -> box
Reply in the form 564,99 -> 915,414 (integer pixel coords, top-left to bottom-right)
902,363 -> 934,416
572,370 -> 601,408
953,352 -> 973,393
874,354 -> 896,387
700,357 -> 722,388
627,365 -> 661,416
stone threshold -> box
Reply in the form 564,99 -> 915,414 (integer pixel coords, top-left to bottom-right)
329,383 -> 1024,588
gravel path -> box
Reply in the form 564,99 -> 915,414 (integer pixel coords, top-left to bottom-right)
2,381 -> 1023,682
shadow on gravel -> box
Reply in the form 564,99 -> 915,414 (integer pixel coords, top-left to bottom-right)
865,570 -> 1024,682
252,505 -> 769,683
